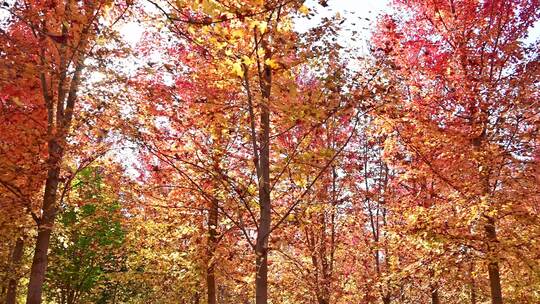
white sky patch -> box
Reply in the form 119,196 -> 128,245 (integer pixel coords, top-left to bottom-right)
296,0 -> 390,52
119,21 -> 145,46
525,19 -> 540,44
297,0 -> 389,32
88,70 -> 106,84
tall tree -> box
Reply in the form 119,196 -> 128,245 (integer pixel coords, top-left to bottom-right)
0,0 -> 131,302
132,1 -> 352,303
372,0 -> 540,303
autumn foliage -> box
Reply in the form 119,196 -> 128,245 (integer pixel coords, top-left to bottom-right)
0,0 -> 539,304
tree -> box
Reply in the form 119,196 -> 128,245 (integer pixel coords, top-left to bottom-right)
1,0 -> 538,303
45,167 -> 126,304
0,70 -> 44,304
0,0 -> 132,302
130,1 -> 353,303
372,0 -> 540,303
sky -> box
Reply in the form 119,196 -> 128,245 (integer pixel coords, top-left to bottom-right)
295,0 -> 540,45
298,0 -> 389,30
119,0 -> 390,48
119,0 -> 539,52
298,0 -> 389,31
295,0 -> 390,53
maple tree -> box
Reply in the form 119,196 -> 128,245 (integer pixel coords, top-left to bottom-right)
372,0 -> 540,303
0,0 -> 538,303
127,1 -> 360,303
0,47 -> 46,304
0,0 -> 132,302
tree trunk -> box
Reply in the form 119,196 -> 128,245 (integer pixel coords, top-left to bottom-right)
317,297 -> 329,304
254,39 -> 273,304
485,217 -> 503,304
207,199 -> 218,304
193,292 -> 200,304
67,289 -> 75,304
6,237 -> 24,304
255,99 -> 271,304
431,286 -> 440,304
26,140 -> 62,304
427,268 -> 441,304
382,296 -> 391,304
24,8 -> 88,300
473,129 -> 503,304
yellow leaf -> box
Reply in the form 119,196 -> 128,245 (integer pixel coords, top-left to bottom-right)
201,0 -> 218,14
232,29 -> 244,39
232,61 -> 243,77
242,55 -> 252,65
96,36 -> 108,46
299,5 -> 309,15
258,21 -> 268,34
103,2 -> 114,17
277,20 -> 292,32
12,97 -> 23,107
264,58 -> 279,69
249,20 -> 259,29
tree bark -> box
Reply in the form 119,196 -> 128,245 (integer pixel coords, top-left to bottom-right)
317,297 -> 329,304
254,35 -> 273,304
255,99 -> 271,304
6,237 -> 24,304
485,217 -> 503,304
255,27 -> 279,304
193,292 -> 200,304
26,30 -> 86,302
431,286 -> 440,304
26,140 -> 63,304
473,126 -> 503,304
207,199 -> 218,304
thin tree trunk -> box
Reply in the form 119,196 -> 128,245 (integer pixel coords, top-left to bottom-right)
26,205 -> 56,304
485,217 -> 502,304
317,297 -> 329,304
26,28 -> 87,301
382,296 -> 391,304
431,285 -> 440,304
27,139 -> 63,304
316,212 -> 331,304
6,237 -> 24,304
427,268 -> 441,304
255,99 -> 271,304
254,34 -> 273,304
473,127 -> 503,304
67,289 -> 75,304
207,199 -> 218,304
479,152 -> 503,304
255,58 -> 272,304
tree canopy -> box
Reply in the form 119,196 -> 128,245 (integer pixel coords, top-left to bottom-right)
0,0 -> 539,304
